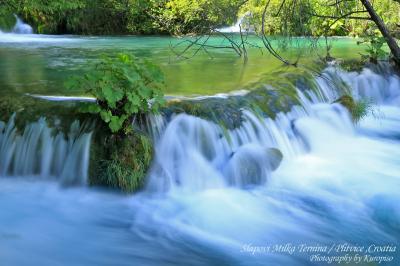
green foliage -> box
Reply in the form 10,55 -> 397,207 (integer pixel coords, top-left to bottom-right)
243,0 -> 313,36
239,0 -> 400,38
0,0 -> 86,33
2,0 -> 399,37
359,31 -> 389,63
352,99 -> 373,122
335,95 -> 373,123
90,133 -> 153,193
0,0 -> 242,35
67,54 -> 165,135
339,59 -> 365,72
159,0 -> 242,35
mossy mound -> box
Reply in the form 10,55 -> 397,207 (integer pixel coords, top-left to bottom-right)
164,83 -> 301,130
0,93 -> 94,135
166,97 -> 244,130
338,59 -> 367,73
1,94 -> 153,193
89,127 -> 153,193
334,95 -> 372,122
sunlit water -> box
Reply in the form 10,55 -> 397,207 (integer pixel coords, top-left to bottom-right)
0,31 -> 364,96
1,64 -> 399,265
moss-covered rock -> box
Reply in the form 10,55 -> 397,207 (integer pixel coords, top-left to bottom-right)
1,94 -> 153,193
163,81 -> 301,130
338,59 -> 366,73
88,126 -> 153,193
334,95 -> 372,122
165,98 -> 244,130
0,93 -> 94,135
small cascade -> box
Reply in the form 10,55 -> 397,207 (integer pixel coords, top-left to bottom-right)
217,12 -> 252,33
314,65 -> 400,104
147,64 -> 400,194
147,103 -> 353,193
12,14 -> 33,34
0,115 -> 92,185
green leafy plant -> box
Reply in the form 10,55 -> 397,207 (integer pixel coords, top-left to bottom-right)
67,53 -> 165,136
358,31 -> 389,63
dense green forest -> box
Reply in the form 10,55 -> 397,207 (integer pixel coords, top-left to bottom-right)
0,0 -> 399,36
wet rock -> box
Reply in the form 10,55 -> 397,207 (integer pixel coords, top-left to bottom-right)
224,144 -> 283,188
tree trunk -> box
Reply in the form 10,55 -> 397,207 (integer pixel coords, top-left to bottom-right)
360,0 -> 400,66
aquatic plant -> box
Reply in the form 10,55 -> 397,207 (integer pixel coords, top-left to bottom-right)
66,53 -> 165,192
89,133 -> 153,193
67,53 -> 165,136
335,95 -> 373,122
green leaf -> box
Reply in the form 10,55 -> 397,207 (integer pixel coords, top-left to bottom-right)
100,110 -> 112,123
65,53 -> 166,136
80,103 -> 101,114
109,116 -> 122,133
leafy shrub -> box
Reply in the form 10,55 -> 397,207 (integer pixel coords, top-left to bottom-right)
69,54 -> 165,193
67,53 -> 165,136
358,31 -> 389,63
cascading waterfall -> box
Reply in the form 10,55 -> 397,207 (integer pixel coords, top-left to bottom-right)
12,14 -> 33,34
0,115 -> 92,185
127,64 -> 400,265
0,15 -> 33,35
146,64 -> 397,194
1,64 -> 400,265
0,15 -> 75,44
217,12 -> 252,33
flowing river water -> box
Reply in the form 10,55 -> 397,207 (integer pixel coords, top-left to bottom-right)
0,29 -> 400,265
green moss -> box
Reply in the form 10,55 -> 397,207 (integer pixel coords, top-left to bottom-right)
89,127 -> 153,193
0,93 -> 94,135
339,59 -> 366,73
334,95 -> 372,122
166,97 -> 244,130
164,78 -> 301,130
0,94 -> 153,193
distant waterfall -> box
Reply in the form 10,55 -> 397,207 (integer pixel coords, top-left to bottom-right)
217,12 -> 252,33
12,14 -> 33,34
0,115 -> 92,185
0,15 -> 33,34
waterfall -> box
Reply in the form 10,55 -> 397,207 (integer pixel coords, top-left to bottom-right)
125,64 -> 400,265
146,64 -> 400,194
217,12 -> 252,33
0,115 -> 92,185
0,64 -> 400,265
12,14 -> 33,34
314,65 -> 400,104
146,104 -> 353,193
